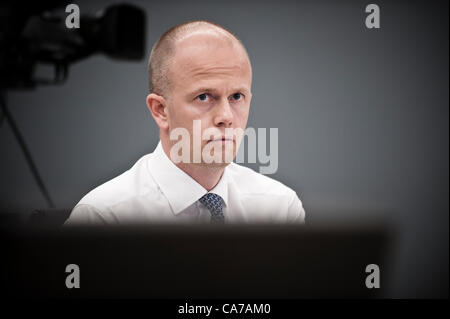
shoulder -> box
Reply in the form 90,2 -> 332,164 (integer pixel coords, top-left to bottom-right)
76,153 -> 156,210
226,163 -> 305,223
226,162 -> 296,199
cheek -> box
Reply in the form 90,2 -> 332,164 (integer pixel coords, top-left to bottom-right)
234,105 -> 250,127
170,106 -> 204,135
173,98 -> 201,117
168,100 -> 190,126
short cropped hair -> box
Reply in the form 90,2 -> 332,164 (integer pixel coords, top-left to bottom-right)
148,20 -> 248,97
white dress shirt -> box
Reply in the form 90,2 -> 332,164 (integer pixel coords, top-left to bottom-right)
64,141 -> 305,225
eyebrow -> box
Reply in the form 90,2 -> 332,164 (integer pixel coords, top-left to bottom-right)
189,87 -> 250,97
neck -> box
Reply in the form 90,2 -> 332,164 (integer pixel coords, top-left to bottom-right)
161,140 -> 226,191
176,162 -> 225,191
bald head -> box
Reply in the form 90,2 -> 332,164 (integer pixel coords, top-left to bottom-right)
148,20 -> 250,97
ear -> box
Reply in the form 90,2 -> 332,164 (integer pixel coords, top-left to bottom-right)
146,93 -> 169,130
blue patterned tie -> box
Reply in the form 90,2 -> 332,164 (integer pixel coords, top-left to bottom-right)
199,193 -> 225,223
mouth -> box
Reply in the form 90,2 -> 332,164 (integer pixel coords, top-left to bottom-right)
209,136 -> 234,143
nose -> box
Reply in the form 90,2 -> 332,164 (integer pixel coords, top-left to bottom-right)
213,98 -> 233,127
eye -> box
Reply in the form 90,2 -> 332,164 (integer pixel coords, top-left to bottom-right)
196,93 -> 211,102
230,92 -> 243,102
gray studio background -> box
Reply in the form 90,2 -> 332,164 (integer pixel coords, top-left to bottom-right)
1,0 -> 448,297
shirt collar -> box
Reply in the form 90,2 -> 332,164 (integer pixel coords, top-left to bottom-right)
146,141 -> 229,215
210,166 -> 229,207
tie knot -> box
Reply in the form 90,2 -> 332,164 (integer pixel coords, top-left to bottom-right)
199,193 -> 224,223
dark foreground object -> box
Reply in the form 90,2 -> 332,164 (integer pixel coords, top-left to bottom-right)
1,222 -> 392,298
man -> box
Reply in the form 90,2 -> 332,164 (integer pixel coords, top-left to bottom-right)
65,20 -> 305,225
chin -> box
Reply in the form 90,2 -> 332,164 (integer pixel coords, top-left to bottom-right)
200,156 -> 235,167
205,162 -> 230,168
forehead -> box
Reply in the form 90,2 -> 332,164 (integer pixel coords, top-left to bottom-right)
170,32 -> 252,91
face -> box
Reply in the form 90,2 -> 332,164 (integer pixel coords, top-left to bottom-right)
162,32 -> 252,167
